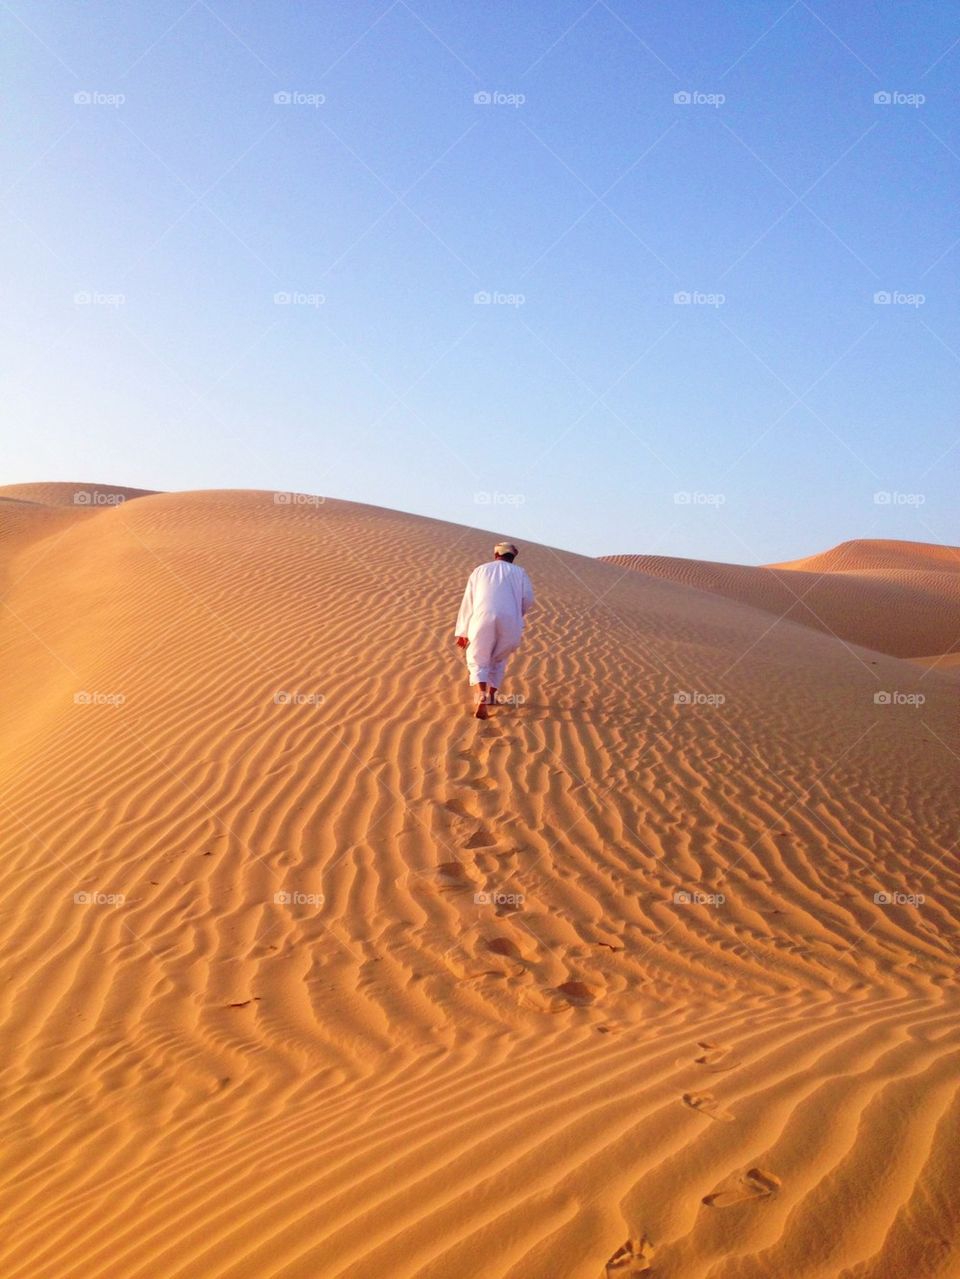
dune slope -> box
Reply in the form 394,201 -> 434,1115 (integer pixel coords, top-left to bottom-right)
0,488 -> 958,1279
602,540 -> 960,660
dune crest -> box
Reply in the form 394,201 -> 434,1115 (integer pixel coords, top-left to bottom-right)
1,488 -> 958,1278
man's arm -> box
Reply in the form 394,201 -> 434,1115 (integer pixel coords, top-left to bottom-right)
521,570 -> 534,616
455,574 -> 474,643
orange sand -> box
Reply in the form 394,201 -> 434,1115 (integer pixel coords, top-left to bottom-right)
602,540 -> 960,660
1,485 -> 958,1278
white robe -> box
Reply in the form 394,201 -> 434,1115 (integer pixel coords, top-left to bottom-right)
455,560 -> 534,687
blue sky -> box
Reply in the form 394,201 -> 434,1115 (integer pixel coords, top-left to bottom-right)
4,1 -> 958,560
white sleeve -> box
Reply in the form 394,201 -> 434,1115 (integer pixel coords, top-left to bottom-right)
455,574 -> 474,635
521,570 -> 534,616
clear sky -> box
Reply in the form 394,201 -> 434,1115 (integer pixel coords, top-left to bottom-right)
4,1 -> 958,561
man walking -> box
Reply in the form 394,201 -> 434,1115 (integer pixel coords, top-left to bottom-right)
455,542 -> 534,719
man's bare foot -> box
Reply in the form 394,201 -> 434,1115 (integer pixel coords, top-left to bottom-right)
474,700 -> 488,719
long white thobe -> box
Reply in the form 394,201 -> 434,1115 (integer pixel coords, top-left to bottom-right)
455,560 -> 535,687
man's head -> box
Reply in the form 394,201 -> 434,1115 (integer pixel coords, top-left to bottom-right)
493,541 -> 519,562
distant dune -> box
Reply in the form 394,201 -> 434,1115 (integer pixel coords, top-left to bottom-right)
1,486 -> 958,1278
602,539 -> 960,661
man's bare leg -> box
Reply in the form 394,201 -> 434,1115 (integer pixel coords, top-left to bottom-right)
489,686 -> 498,705
474,681 -> 488,719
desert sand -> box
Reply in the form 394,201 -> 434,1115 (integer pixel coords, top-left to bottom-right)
602,541 -> 960,661
1,483 -> 958,1278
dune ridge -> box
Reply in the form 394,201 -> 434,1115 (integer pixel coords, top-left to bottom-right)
1,486 -> 958,1277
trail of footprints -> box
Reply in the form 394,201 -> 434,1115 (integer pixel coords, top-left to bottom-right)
429,750 -> 610,1013
599,1044 -> 780,1275
677,1039 -> 783,1206
439,751 -> 783,1275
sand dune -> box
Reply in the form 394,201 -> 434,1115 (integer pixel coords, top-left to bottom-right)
1,486 -> 958,1278
602,539 -> 960,661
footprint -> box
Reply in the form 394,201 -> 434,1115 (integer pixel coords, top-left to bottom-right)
436,862 -> 473,891
703,1166 -> 781,1208
465,825 -> 497,850
554,980 -> 598,1006
691,1040 -> 741,1072
605,1234 -> 654,1274
682,1091 -> 734,1122
485,936 -> 525,960
443,799 -> 474,821
495,897 -> 524,917
457,967 -> 513,985
521,988 -> 574,1014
